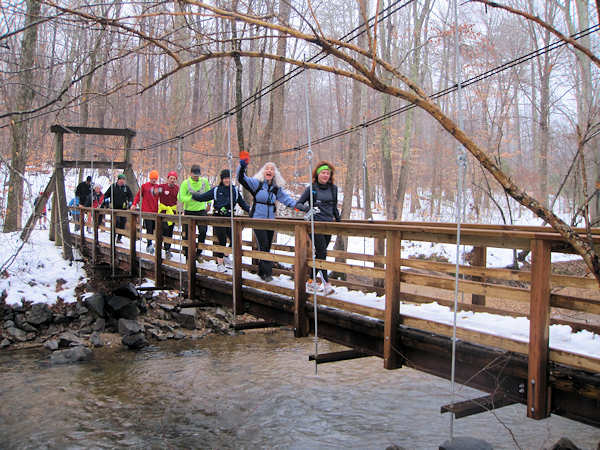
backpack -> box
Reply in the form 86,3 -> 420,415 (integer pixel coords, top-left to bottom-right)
248,180 -> 279,218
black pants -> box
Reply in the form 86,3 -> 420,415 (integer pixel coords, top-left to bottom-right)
144,219 -> 155,245
214,226 -> 231,259
254,229 -> 275,277
183,209 -> 207,256
313,234 -> 332,282
115,214 -> 127,231
162,221 -> 175,250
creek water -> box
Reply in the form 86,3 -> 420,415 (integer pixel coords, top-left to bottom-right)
1,329 -> 598,449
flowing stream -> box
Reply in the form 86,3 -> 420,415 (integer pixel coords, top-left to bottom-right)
1,329 -> 598,449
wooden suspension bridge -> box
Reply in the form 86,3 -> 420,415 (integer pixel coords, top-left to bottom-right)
27,125 -> 600,428
65,206 -> 600,428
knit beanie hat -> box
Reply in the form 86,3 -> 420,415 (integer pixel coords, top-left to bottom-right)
220,169 -> 231,180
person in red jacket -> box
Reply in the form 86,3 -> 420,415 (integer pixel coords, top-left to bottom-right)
158,171 -> 179,259
131,170 -> 160,254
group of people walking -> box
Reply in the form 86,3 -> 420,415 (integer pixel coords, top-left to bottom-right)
73,152 -> 341,295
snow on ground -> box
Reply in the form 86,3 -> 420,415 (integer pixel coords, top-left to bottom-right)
0,229 -> 85,306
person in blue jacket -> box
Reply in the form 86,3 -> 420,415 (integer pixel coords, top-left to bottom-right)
191,169 -> 250,272
237,151 -> 298,281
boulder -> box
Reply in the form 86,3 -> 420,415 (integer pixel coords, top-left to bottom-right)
92,318 -> 106,332
50,346 -> 93,365
112,283 -> 139,301
106,296 -> 139,320
90,332 -> 104,347
26,303 -> 52,325
172,308 -> 197,330
439,437 -> 492,450
57,331 -> 85,348
52,313 -> 67,324
1,338 -> 11,348
5,326 -> 28,342
548,438 -> 581,450
3,320 -> 15,328
44,339 -> 59,351
118,318 -> 144,336
83,293 -> 105,318
122,332 -> 148,349
14,314 -> 37,332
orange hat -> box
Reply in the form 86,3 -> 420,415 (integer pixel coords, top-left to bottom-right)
149,170 -> 159,180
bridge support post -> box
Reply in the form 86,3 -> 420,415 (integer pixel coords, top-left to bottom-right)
92,209 -> 99,264
79,207 -> 85,246
294,223 -> 309,337
232,220 -> 243,314
53,131 -> 73,260
471,246 -> 486,305
527,238 -> 551,419
384,230 -> 402,369
155,215 -> 163,287
128,212 -> 136,276
186,217 -> 197,300
374,238 -> 385,288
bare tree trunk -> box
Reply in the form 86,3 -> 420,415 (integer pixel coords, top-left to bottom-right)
4,0 -> 41,232
262,0 -> 291,164
230,10 -> 245,151
392,0 -> 431,220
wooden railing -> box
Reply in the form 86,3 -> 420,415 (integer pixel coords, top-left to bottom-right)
70,206 -> 600,420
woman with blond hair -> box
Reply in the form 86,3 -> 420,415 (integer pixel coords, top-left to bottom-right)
238,152 -> 298,281
295,161 -> 340,295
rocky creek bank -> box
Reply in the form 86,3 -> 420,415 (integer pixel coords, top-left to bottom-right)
0,282 -> 251,363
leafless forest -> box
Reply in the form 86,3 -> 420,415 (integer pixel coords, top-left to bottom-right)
1,1 -> 600,278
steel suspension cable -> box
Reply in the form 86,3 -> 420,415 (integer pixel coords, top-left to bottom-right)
177,138 -> 184,297
304,63 -> 319,376
450,0 -> 467,439
110,158 -> 115,279
226,111 -> 238,321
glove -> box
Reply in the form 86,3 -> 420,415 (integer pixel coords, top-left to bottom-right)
191,192 -> 203,202
303,207 -> 320,221
219,206 -> 228,215
239,150 -> 250,168
295,203 -> 309,212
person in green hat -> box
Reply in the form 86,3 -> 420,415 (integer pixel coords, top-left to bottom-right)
103,173 -> 133,243
177,164 -> 211,260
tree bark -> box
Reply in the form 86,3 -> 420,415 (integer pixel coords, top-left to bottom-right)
4,0 -> 41,232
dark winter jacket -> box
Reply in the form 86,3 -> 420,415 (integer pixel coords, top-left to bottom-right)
103,183 -> 133,210
191,184 -> 250,216
75,181 -> 92,207
295,182 -> 340,222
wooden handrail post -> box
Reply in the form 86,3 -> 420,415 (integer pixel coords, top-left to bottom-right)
155,215 -> 163,288
374,237 -> 385,288
471,246 -> 487,305
232,220 -> 243,314
294,223 -> 309,337
186,217 -> 197,300
92,209 -> 99,264
527,238 -> 551,420
79,206 -> 85,245
128,211 -> 137,276
384,230 -> 402,369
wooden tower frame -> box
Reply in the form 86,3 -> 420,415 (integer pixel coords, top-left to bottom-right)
21,125 -> 137,260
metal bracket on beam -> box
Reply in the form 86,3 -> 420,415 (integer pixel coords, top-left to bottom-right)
308,349 -> 371,364
232,321 -> 281,330
441,393 -> 518,419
